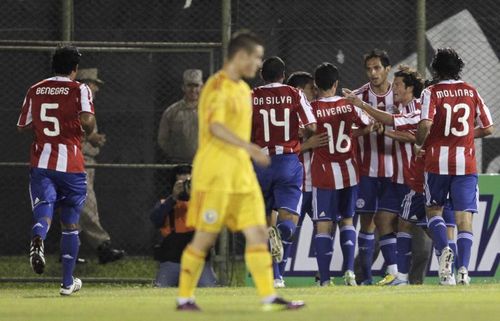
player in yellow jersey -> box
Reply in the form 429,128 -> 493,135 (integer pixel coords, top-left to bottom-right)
176,30 -> 305,312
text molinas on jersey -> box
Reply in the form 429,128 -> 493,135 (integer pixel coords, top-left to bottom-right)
435,88 -> 475,99
315,104 -> 353,118
253,95 -> 293,106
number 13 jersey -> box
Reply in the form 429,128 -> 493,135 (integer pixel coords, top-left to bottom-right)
420,80 -> 493,175
17,76 -> 94,173
251,83 -> 316,155
311,96 -> 371,190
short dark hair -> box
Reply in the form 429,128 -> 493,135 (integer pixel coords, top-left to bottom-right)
394,65 -> 424,98
52,45 -> 81,75
173,165 -> 192,179
261,56 -> 285,82
227,30 -> 264,60
364,49 -> 391,68
286,71 -> 313,89
431,48 -> 464,81
314,63 -> 339,91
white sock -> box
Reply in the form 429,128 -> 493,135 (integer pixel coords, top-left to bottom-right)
177,297 -> 194,305
387,264 -> 398,276
262,294 -> 278,304
398,273 -> 408,282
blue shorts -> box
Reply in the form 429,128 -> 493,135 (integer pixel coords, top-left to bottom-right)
400,190 -> 426,226
424,173 -> 478,213
355,176 -> 394,214
254,154 -> 303,216
379,182 -> 410,214
312,186 -> 358,222
30,168 -> 87,217
298,191 -> 313,227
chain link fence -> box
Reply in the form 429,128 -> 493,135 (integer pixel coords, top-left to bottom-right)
1,0 -> 499,282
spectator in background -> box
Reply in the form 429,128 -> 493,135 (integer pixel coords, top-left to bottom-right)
150,165 -> 216,287
157,69 -> 203,164
77,68 -> 125,264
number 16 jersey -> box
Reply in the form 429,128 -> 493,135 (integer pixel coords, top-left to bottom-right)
420,80 -> 493,175
17,76 -> 94,173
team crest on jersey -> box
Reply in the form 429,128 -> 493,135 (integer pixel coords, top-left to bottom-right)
203,209 -> 218,224
356,198 -> 366,209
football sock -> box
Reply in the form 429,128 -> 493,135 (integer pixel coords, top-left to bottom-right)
457,231 -> 473,270
380,233 -> 398,275
358,232 -> 375,281
340,225 -> 356,272
178,245 -> 206,300
60,230 -> 80,288
427,216 -> 448,256
245,244 -> 276,299
32,204 -> 53,240
448,240 -> 457,272
314,233 -> 333,284
276,219 -> 297,277
396,232 -> 412,275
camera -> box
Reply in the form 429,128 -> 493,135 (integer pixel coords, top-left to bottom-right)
178,178 -> 191,201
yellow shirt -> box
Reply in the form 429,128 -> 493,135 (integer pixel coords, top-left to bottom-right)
191,70 -> 258,193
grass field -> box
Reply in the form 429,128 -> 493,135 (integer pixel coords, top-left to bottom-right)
2,283 -> 500,321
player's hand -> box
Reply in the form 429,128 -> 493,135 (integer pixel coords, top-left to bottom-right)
376,122 -> 385,135
342,88 -> 364,108
172,180 -> 185,200
88,133 -> 107,147
305,132 -> 329,149
413,144 -> 426,158
246,143 -> 271,167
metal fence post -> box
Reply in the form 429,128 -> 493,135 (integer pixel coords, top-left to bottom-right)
416,0 -> 426,76
61,0 -> 74,41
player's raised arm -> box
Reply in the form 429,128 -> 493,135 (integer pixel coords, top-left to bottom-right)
343,88 -> 394,126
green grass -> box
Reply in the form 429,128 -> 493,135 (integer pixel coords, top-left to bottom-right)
1,283 -> 500,321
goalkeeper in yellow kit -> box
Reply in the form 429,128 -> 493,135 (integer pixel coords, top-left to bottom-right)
176,30 -> 305,312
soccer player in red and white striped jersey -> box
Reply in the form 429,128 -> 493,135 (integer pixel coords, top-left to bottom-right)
251,57 -> 317,288
17,46 -> 96,295
345,65 -> 426,285
415,48 -> 494,285
311,63 -> 371,286
352,49 -> 397,285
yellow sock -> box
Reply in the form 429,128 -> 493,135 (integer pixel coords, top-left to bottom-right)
178,245 -> 206,299
245,244 -> 276,299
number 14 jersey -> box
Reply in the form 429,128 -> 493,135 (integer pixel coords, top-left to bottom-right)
311,96 -> 371,190
251,83 -> 316,155
420,80 -> 493,175
17,76 -> 94,173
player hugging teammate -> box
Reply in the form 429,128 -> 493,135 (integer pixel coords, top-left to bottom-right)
257,48 -> 494,288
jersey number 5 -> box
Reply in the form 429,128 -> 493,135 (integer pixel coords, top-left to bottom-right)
259,108 -> 290,142
41,103 -> 60,137
443,103 -> 469,137
324,121 -> 350,154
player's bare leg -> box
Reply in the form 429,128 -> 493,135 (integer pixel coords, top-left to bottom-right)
177,230 -> 218,311
375,210 -> 398,285
455,211 -> 473,285
315,220 -> 334,286
426,206 -> 454,285
358,213 -> 376,285
339,218 -> 357,286
242,225 -> 305,311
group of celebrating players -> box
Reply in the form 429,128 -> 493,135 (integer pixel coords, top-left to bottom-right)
18,29 -> 493,311
252,47 -> 494,289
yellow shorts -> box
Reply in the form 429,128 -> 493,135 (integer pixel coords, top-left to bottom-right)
186,188 -> 266,233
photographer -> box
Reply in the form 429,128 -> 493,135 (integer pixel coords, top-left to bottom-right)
150,165 -> 216,287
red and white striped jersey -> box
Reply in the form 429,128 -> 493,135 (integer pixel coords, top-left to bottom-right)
354,82 -> 396,178
311,96 -> 370,190
420,80 -> 493,175
252,83 -> 316,155
392,100 -> 423,191
392,99 -> 420,185
17,76 -> 94,173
